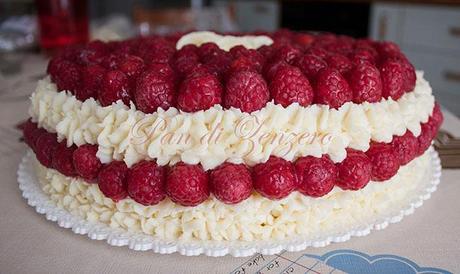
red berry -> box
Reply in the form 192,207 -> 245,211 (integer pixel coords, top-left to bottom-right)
77,40 -> 109,65
350,48 -> 377,65
429,102 -> 444,132
198,42 -> 220,60
135,70 -> 175,113
398,58 -> 416,92
147,63 -> 176,81
349,62 -> 383,103
253,156 -> 297,200
295,156 -> 337,197
272,45 -> 302,64
391,131 -> 418,165
229,46 -> 264,72
127,160 -> 166,206
306,47 -> 329,59
417,122 -> 434,156
366,143 -> 400,181
98,161 -> 129,202
98,70 -> 131,106
23,120 -> 46,151
173,45 -> 200,76
166,163 -> 209,206
210,163 -> 252,204
315,68 -> 352,109
35,132 -> 59,168
52,142 -> 77,177
376,41 -> 401,58
227,57 -> 259,76
177,72 -> 223,112
263,60 -> 290,81
78,64 -> 106,101
270,65 -> 314,107
118,55 -> 145,78
336,149 -> 372,190
380,60 -> 405,100
101,53 -> 122,70
295,54 -> 328,79
202,52 -> 232,79
73,144 -> 102,181
326,54 -> 353,75
47,58 -> 81,93
224,70 -> 269,113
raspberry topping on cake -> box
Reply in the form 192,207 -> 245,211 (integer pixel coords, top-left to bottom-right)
253,156 -> 297,200
127,160 -> 166,206
98,161 -> 129,202
349,62 -> 382,103
295,155 -> 337,197
166,163 -> 209,206
22,120 -> 46,151
35,132 -> 59,168
391,131 -> 419,165
315,67 -> 352,108
52,142 -> 77,177
73,144 -> 102,181
295,54 -> 328,79
336,149 -> 372,190
98,70 -> 131,106
79,64 -> 106,101
326,54 -> 353,75
417,122 -> 434,156
134,69 -> 176,113
429,102 -> 444,132
224,70 -> 270,113
210,162 -> 252,204
380,60 -> 405,100
366,142 -> 400,182
270,65 -> 314,107
47,58 -> 81,94
177,72 -> 223,112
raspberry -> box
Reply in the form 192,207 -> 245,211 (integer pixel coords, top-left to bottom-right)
271,45 -> 301,64
35,132 -> 59,168
326,54 -> 353,75
295,155 -> 337,197
380,60 -> 405,100
263,60 -> 290,81
348,62 -> 382,103
73,144 -> 102,181
173,45 -> 200,76
229,46 -> 264,72
177,72 -> 223,112
391,131 -> 418,165
77,40 -> 109,65
315,68 -> 352,109
135,70 -> 176,113
98,70 -> 131,106
270,65 -> 314,107
137,38 -> 175,64
147,63 -> 176,81
417,122 -> 434,156
52,142 -> 77,177
127,160 -> 166,206
429,102 -> 444,132
101,53 -> 122,70
118,55 -> 145,78
293,33 -> 315,47
78,64 -> 106,101
210,163 -> 252,204
98,161 -> 129,202
47,58 -> 81,93
295,54 -> 328,79
398,58 -> 416,92
224,70 -> 270,113
306,47 -> 329,59
376,41 -> 401,58
350,48 -> 377,65
336,149 -> 372,190
166,163 -> 209,206
202,52 -> 232,79
253,156 -> 297,200
198,42 -> 220,60
365,143 -> 400,181
22,120 -> 46,151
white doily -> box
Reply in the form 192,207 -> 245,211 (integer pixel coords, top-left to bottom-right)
17,148 -> 442,257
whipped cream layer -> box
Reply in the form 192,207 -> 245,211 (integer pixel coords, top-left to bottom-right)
36,149 -> 430,242
176,31 -> 273,51
29,72 -> 434,170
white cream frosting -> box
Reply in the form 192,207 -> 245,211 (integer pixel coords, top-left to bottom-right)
29,72 -> 434,170
175,31 -> 273,51
36,150 -> 430,242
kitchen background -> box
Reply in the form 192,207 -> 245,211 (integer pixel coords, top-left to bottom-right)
1,0 -> 459,115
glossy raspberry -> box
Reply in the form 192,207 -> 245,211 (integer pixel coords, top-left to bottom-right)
229,46 -> 264,72
366,143 -> 400,181
398,58 -> 416,92
78,64 -> 106,101
177,72 -> 223,112
417,122 -> 434,156
134,70 -> 175,113
35,132 -> 59,168
210,163 -> 252,204
350,48 -> 377,65
429,102 -> 444,132
198,42 -> 220,60
227,57 -> 259,76
100,53 -> 122,70
137,38 -> 175,64
98,161 -> 129,202
295,156 -> 337,197
98,70 -> 131,106
326,54 -> 353,75
22,120 -> 46,151
253,156 -> 297,200
147,62 -> 176,81
224,70 -> 269,113
263,60 -> 290,81
306,47 -> 329,59
73,144 -> 102,181
336,149 -> 372,190
380,60 -> 405,100
270,65 -> 314,107
295,54 -> 328,79
173,45 -> 200,76
391,131 -> 418,165
47,58 -> 81,93
127,160 -> 166,206
271,45 -> 302,64
376,41 -> 401,58
166,163 -> 209,206
77,40 -> 109,65
348,62 -> 382,103
52,142 -> 77,177
315,68 -> 352,109
202,51 -> 232,79
118,55 -> 145,78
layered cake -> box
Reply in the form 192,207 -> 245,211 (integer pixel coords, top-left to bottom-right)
22,30 -> 443,244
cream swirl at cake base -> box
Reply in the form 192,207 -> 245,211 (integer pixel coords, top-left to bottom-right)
29,72 -> 434,170
36,150 -> 430,242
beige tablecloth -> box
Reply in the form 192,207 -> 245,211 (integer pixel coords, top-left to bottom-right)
0,55 -> 459,273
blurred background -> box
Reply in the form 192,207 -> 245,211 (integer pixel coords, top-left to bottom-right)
0,0 -> 459,115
